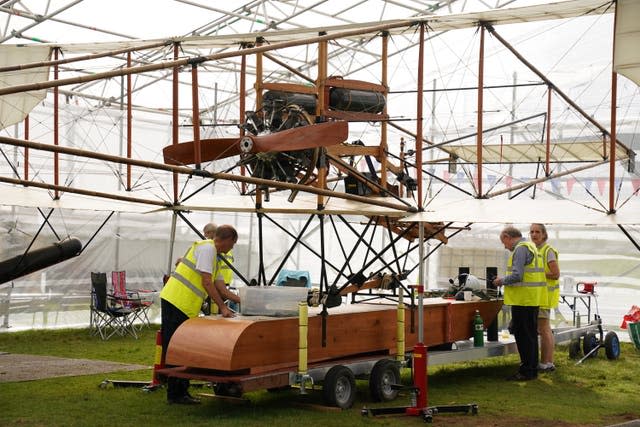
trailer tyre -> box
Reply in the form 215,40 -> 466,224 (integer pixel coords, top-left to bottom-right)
583,332 -> 599,358
569,339 -> 582,359
213,383 -> 242,398
604,331 -> 621,360
323,365 -> 356,409
369,359 -> 400,402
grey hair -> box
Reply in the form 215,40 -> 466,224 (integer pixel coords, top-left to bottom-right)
500,225 -> 522,239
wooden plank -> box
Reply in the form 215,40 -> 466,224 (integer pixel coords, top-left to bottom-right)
262,82 -> 317,94
325,78 -> 387,93
166,299 -> 503,373
326,144 -> 381,157
325,110 -> 388,122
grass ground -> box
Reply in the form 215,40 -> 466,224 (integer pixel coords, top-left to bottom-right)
1,326 -> 639,426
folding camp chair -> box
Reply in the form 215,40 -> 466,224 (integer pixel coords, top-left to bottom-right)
111,271 -> 153,329
90,272 -> 138,340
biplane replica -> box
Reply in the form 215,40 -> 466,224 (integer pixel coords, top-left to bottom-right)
0,0 -> 639,410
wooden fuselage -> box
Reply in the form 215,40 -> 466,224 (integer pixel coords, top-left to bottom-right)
166,298 -> 503,375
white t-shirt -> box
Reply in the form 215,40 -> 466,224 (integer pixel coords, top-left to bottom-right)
193,242 -> 223,280
545,247 -> 557,264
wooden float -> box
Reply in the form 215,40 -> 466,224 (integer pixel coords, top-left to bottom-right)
166,298 -> 503,375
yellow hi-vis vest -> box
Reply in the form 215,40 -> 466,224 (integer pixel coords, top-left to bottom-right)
539,243 -> 560,309
160,240 -> 215,318
210,250 -> 234,315
217,250 -> 234,285
504,241 -> 546,307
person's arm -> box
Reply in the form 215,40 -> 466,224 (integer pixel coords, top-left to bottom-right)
214,279 -> 240,304
494,245 -> 530,286
546,260 -> 560,280
194,244 -> 234,317
201,272 -> 234,317
546,250 -> 560,280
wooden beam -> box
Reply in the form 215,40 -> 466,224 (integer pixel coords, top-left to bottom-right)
325,144 -> 380,157
325,77 -> 386,93
261,82 -> 317,94
324,110 -> 388,122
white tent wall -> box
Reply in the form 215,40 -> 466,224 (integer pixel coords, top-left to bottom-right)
0,0 -> 639,331
433,221 -> 640,328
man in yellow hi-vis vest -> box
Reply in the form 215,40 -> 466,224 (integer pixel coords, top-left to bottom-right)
493,225 -> 546,381
160,224 -> 240,404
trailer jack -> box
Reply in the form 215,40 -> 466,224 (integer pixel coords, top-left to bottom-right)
362,284 -> 478,423
361,342 -> 478,422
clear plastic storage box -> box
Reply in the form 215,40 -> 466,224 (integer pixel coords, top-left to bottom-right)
239,286 -> 309,317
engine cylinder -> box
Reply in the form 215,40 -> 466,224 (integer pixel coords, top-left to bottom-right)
263,91 -> 317,115
329,88 -> 385,113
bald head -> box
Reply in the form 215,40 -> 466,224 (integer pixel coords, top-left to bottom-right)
203,223 -> 217,240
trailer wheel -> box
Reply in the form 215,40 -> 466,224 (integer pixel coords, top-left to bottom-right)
213,383 -> 242,398
604,331 -> 621,360
569,339 -> 582,359
323,365 -> 356,409
583,332 -> 599,358
369,359 -> 401,402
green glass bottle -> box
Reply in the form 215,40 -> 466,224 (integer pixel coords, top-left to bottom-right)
473,310 -> 484,347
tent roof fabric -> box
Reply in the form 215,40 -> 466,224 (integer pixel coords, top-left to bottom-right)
614,0 -> 640,86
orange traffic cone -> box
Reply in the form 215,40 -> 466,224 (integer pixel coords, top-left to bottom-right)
143,330 -> 165,391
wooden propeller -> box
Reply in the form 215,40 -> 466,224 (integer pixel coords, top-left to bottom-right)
163,120 -> 348,166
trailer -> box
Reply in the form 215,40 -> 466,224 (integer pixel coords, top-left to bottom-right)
157,280 -> 621,412
158,297 -> 503,408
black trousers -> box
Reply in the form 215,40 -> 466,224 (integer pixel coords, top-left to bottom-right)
161,298 -> 190,400
511,305 -> 539,378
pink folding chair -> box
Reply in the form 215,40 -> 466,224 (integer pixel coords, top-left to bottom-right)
111,271 -> 153,328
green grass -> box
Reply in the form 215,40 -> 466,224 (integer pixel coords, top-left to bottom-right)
1,326 -> 639,426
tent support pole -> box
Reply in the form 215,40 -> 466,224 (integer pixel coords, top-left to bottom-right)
167,211 -> 178,274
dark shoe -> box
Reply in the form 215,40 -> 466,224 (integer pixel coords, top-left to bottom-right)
168,395 -> 201,405
506,372 -> 536,381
